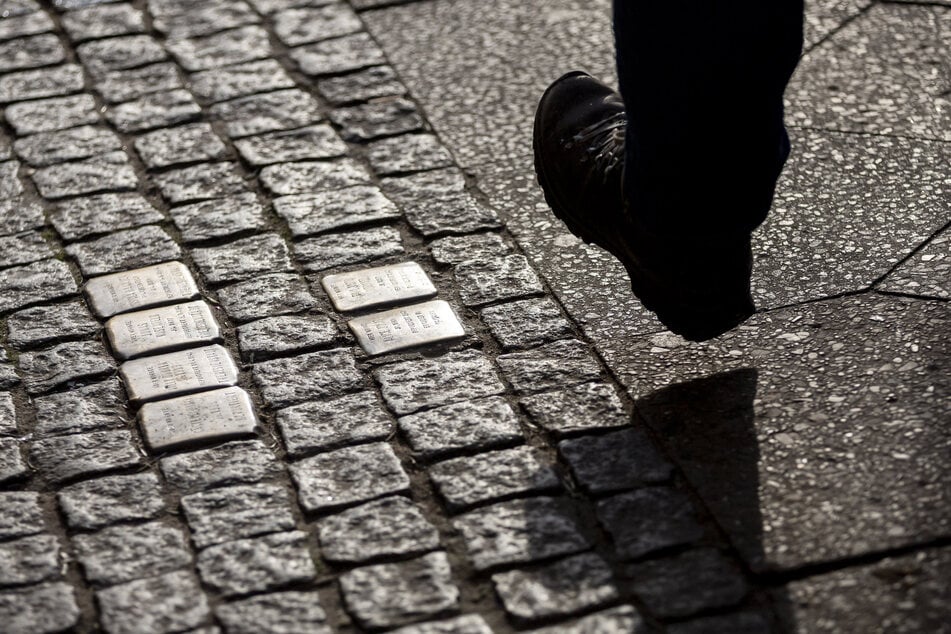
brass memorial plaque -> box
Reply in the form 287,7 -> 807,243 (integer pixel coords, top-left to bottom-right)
105,300 -> 220,360
85,261 -> 200,318
321,261 -> 437,312
119,344 -> 238,403
138,386 -> 258,452
349,300 -> 465,356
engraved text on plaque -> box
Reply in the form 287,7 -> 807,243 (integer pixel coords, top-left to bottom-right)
348,300 -> 465,356
85,261 -> 200,318
106,300 -> 220,359
321,262 -> 437,312
120,344 -> 238,403
138,386 -> 257,452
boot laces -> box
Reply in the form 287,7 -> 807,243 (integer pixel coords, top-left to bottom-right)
573,111 -> 626,186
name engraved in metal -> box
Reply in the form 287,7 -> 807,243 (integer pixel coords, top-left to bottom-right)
138,386 -> 258,452
85,261 -> 200,318
349,300 -> 465,356
105,300 -> 220,360
119,344 -> 238,403
321,261 -> 437,312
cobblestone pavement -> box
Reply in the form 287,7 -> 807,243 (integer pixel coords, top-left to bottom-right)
0,0 -> 948,633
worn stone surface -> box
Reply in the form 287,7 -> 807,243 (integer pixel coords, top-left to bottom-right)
61,3 -> 145,41
290,32 -> 386,76
295,226 -> 404,273
182,483 -> 296,548
0,533 -> 61,587
273,5 -> 361,46
0,582 -> 80,634
259,158 -> 372,195
105,89 -> 202,133
398,396 -> 523,460
29,429 -> 143,484
17,340 -> 115,394
216,591 -> 331,634
318,495 -> 440,563
0,230 -> 51,269
196,530 -> 316,597
217,273 -> 317,324
291,441 -> 409,514
331,96 -> 424,142
58,472 -> 165,530
0,354 -> 18,391
880,228 -> 950,299
382,170 -> 501,236
209,88 -> 323,138
32,151 -> 138,198
527,605 -> 647,634
50,192 -> 164,241
429,232 -> 511,266
366,133 -> 454,175
77,35 -> 168,76
274,185 -> 401,237
497,339 -> 601,394
0,392 -> 14,435
168,193 -> 267,243
276,390 -> 392,457
597,488 -> 705,560
430,446 -> 560,512
520,381 -> 629,437
234,124 -> 347,166
0,33 -> 65,72
0,9 -> 53,42
155,162 -> 250,203
4,94 -> 98,135
192,233 -> 292,285
493,553 -> 619,623
0,64 -> 85,103
66,226 -> 181,276
152,1 -> 258,38
97,570 -> 210,634
188,59 -> 295,103
160,439 -> 282,491
454,254 -> 544,307
95,62 -> 184,104
0,492 -> 43,539
135,122 -> 229,169
375,349 -> 506,415
0,258 -> 77,314
237,314 -> 339,362
74,521 -> 192,586
453,497 -> 590,571
559,428 -> 673,494
481,297 -> 573,350
317,64 -> 405,105
0,437 -> 28,484
15,124 -> 121,167
253,347 -> 364,409
166,25 -> 271,72
33,378 -> 126,437
339,552 -> 460,630
0,198 -> 45,237
390,615 -> 493,634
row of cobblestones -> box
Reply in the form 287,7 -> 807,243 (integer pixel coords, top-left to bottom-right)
1,0 -> 772,633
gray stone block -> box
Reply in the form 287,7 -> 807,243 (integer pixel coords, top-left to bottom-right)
0,533 -> 60,586
0,492 -> 43,539
0,64 -> 84,103
454,254 -> 543,307
331,97 -> 424,143
290,441 -> 409,514
381,168 -> 500,236
217,273 -> 317,324
0,259 -> 77,314
29,429 -> 143,484
0,392 -> 14,435
276,390 -> 393,458
398,396 -> 522,460
169,193 -> 268,243
389,615 -> 493,634
238,314 -> 339,362
497,339 -> 601,394
259,158 -> 372,195
253,347 -> 364,409
97,570 -> 210,634
235,124 -> 347,166
209,88 -> 324,138
559,428 -> 673,494
166,25 -> 271,72
181,483 -> 296,549
0,33 -> 64,71
215,591 -> 331,634
154,162 -> 249,204
366,133 -> 454,175
188,59 -> 295,103
152,1 -> 258,38
0,9 -> 53,42
105,89 -> 202,133
58,471 -> 165,530
274,185 -> 400,237
160,439 -> 282,491
295,226 -> 404,273
597,488 -> 704,560
61,3 -> 145,41
15,124 -> 121,167
481,297 -> 573,350
247,0 -> 337,13
50,192 -> 164,241
0,198 -> 45,237
32,151 -> 137,198
0,582 -> 80,634
33,378 -> 126,437
0,437 -> 27,484
317,65 -> 405,105
135,123 -> 228,169
4,93 -> 98,135
429,232 -> 511,266
67,225 -> 181,277
17,340 -> 115,394
77,34 -> 167,76
521,382 -> 629,437
196,531 -> 316,597
318,495 -> 439,563
273,5 -> 361,47
526,605 -> 647,634
0,230 -> 52,269
96,62 -> 183,104
192,233 -> 292,286
74,521 -> 192,586
290,32 -> 386,76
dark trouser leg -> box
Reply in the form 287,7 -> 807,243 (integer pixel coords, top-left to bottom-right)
614,0 -> 803,238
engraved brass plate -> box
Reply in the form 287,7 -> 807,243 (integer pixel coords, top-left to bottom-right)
349,300 -> 465,356
85,261 -> 200,318
138,386 -> 257,452
105,300 -> 220,360
120,344 -> 238,403
321,261 -> 437,312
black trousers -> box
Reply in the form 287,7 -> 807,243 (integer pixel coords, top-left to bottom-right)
614,0 -> 804,237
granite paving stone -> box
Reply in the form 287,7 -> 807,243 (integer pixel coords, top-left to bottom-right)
0,392 -> 14,435
559,428 -> 674,494
597,488 -> 705,560
3,93 -> 98,135
273,5 -> 362,46
14,124 -> 122,166
259,158 -> 372,195
429,446 -> 561,512
398,396 -> 523,460
0,230 -> 51,268
166,25 -> 272,72
0,437 -> 28,483
390,615 -> 493,634
0,33 -> 65,71
55,0 -> 129,9
195,530 -> 316,597
624,548 -> 749,619
58,471 -> 165,530
318,495 -> 440,563
339,551 -> 460,630
0,159 -> 22,198
60,3 -> 145,41
0,582 -> 80,634
188,59 -> 295,103
32,151 -> 138,198
0,533 -> 61,587
275,185 -> 400,237
181,483 -> 296,548
247,0 -> 337,13
276,390 -> 393,457
0,64 -> 85,103
168,193 -> 267,243
666,611 -> 771,634
217,272 -> 318,324
0,492 -> 44,539
429,232 -> 511,266
104,89 -> 202,133
234,124 -> 347,166
134,123 -> 228,169
32,378 -> 126,437
209,88 -> 324,138
316,64 -> 406,105
50,192 -> 163,241
2,199 -> 56,236
77,35 -> 168,76
215,591 -> 331,634
66,225 -> 181,276
453,496 -> 591,571
366,133 -> 454,175
253,347 -> 364,409
526,605 -> 647,634
73,521 -> 192,586
154,161 -> 250,203
152,1 -> 258,38
17,340 -> 115,394
497,339 -> 601,394
520,381 -> 629,437
290,32 -> 386,76
879,228 -> 950,298
95,62 -> 183,104
400,192 -> 500,236
191,233 -> 292,285
97,570 -> 210,634
0,0 -> 39,18
0,9 -> 53,41
493,552 -> 619,623
454,254 -> 544,306
0,353 -> 19,390
291,441 -> 409,513
160,439 -> 282,491
481,296 -> 573,350
237,314 -> 339,361
295,225 -> 405,273
375,349 -> 506,415
330,96 -> 424,142
29,430 -> 143,484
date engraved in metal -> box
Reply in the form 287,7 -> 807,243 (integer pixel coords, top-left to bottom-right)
85,261 -> 200,318
119,344 -> 238,403
349,300 -> 465,356
321,262 -> 437,312
105,300 -> 220,360
138,386 -> 258,452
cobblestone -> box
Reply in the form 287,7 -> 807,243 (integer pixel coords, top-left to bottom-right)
0,392 -> 14,435
253,347 -> 364,409
33,377 -> 125,437
209,88 -> 324,138
235,124 -> 347,166
17,340 -> 115,394
497,339 -> 601,394
32,151 -> 138,198
29,429 -> 143,484
160,439 -> 282,491
77,35 -> 168,76
291,441 -> 409,514
97,570 -> 209,634
316,64 -> 405,105
73,521 -> 192,586
276,390 -> 393,457
0,492 -> 44,539
105,89 -> 202,133
295,225 -> 404,272
0,8 -> 53,41
480,297 -> 573,350
50,192 -> 164,241
237,314 -> 339,361
0,437 -> 28,484
195,530 -> 316,597
290,32 -> 386,76
0,533 -> 61,587
520,382 -> 629,437
4,94 -> 98,135
429,232 -> 511,266
275,185 -> 401,237
493,552 -> 619,623
0,33 -> 65,72
0,230 -> 51,269
67,225 -> 181,276
0,64 -> 84,103
0,353 -> 18,390
259,158 -> 372,195
95,62 -> 183,104
215,591 -> 331,634
390,615 -> 493,634
527,605 -> 646,633
181,483 -> 296,548
398,396 -> 522,460
384,181 -> 500,237
135,123 -> 229,169
453,497 -> 590,571
15,124 -> 122,167
597,488 -> 705,560
217,272 -> 317,324
60,3 -> 145,41
192,233 -> 292,285
454,254 -> 544,307
0,582 -> 80,634
365,133 -> 454,175
167,193 -> 266,243
559,428 -> 673,494
152,1 -> 258,38
339,551 -> 459,630
318,495 -> 440,563
166,25 -> 271,72
58,471 -> 165,530
188,59 -> 295,103
154,162 -> 250,203
331,96 -> 424,142
273,5 -> 362,47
